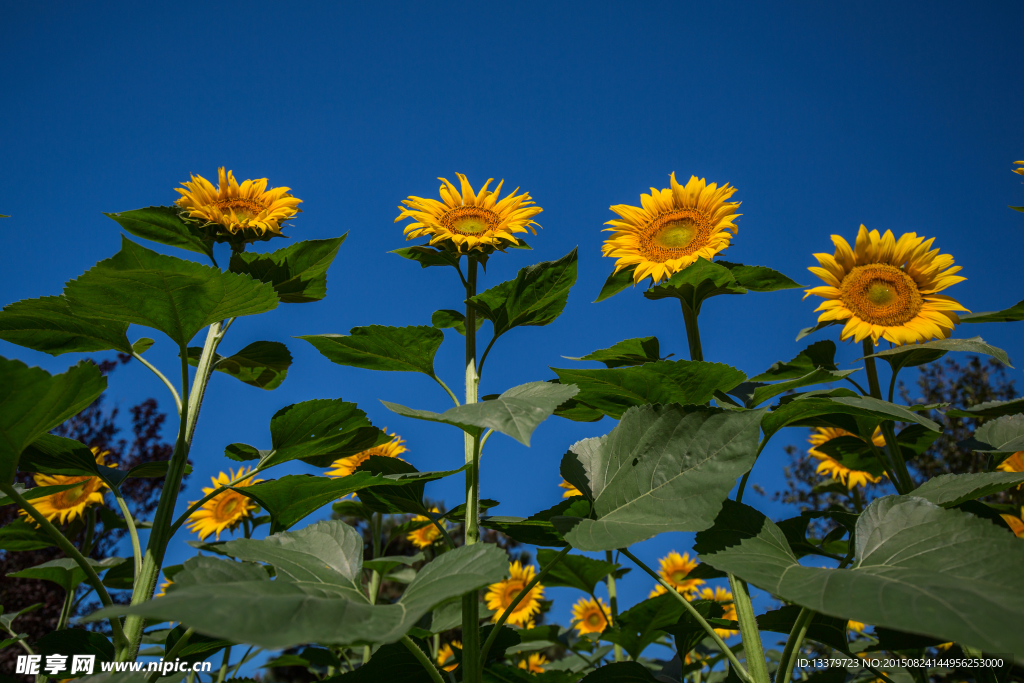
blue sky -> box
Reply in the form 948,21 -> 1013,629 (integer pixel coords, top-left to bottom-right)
3,0 -> 1023,665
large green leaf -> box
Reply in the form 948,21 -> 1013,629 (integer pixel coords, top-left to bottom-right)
0,296 -> 132,356
536,549 -> 616,594
960,299 -> 1024,323
467,249 -> 578,337
63,237 -> 278,346
0,481 -> 88,508
556,404 -> 764,551
642,258 -> 745,313
0,358 -> 106,483
481,498 -> 590,547
431,309 -> 483,336
92,542 -> 508,649
36,629 -> 115,677
594,266 -> 637,303
731,366 -> 856,409
911,472 -> 1024,507
299,326 -> 444,378
945,396 -> 1024,418
563,337 -> 664,368
697,496 -> 1024,656
863,336 -> 1014,371
749,341 -> 838,381
9,557 -> 125,593
390,246 -> 461,270
104,206 -> 214,261
257,398 -> 387,469
326,640 -> 437,682
551,360 -> 746,421
384,381 -> 578,446
963,413 -> 1024,452
755,606 -> 849,653
718,261 -> 803,292
601,593 -> 684,660
186,341 -> 292,390
761,394 -> 940,440
0,518 -> 58,550
221,520 -> 363,588
354,456 -> 464,517
577,662 -> 658,682
229,236 -> 346,304
18,434 -> 102,477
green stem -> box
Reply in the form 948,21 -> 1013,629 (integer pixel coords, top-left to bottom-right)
81,506 -> 96,556
0,482 -> 127,652
728,573 -> 770,683
620,549 -> 752,683
133,352 -> 182,415
479,546 -> 571,667
861,339 -> 912,495
435,376 -> 461,407
56,584 -> 75,631
151,628 -> 195,683
851,487 -> 863,513
680,302 -> 704,362
462,258 -> 482,683
605,550 -> 623,663
401,636 -> 445,683
108,485 -> 143,582
364,514 -> 384,664
776,607 -> 814,683
230,646 -> 256,679
216,645 -> 232,683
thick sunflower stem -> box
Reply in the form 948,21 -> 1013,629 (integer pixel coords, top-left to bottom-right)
776,607 -> 814,683
728,573 -> 770,683
462,258 -> 482,683
680,302 -> 704,362
861,339 -> 914,494
605,551 -> 623,662
363,514 -> 384,664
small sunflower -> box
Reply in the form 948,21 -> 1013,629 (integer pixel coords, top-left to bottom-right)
602,173 -> 741,285
436,641 -> 461,672
485,561 -> 545,627
155,579 -> 173,598
1014,161 -> 1024,177
997,452 -> 1024,489
807,427 -> 887,489
174,167 -> 302,244
396,174 -> 542,254
648,551 -> 704,599
697,586 -> 737,638
571,596 -> 610,636
407,507 -> 444,549
1001,507 -> 1024,538
848,620 -> 868,635
559,479 -> 582,498
805,225 -> 968,346
186,468 -> 262,541
326,430 -> 408,478
22,447 -> 111,526
517,653 -> 548,673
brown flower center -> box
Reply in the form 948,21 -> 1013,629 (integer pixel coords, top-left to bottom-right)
213,491 -> 246,522
442,207 -> 501,236
840,264 -> 923,326
586,612 -> 603,627
212,198 -> 266,220
504,581 -> 526,607
52,477 -> 98,510
639,210 -> 713,263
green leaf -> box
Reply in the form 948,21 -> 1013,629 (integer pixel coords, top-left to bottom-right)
795,319 -> 843,342
260,398 -> 388,469
963,413 -> 1024,452
468,249 -> 578,337
755,606 -> 849,653
19,434 -> 102,477
9,557 -> 125,593
811,435 -> 890,479
63,237 -> 278,347
431,309 -> 484,336
0,296 -> 132,356
0,358 -> 106,484
945,396 -> 1024,418
563,337 -> 664,368
661,599 -> 726,659
186,341 -> 292,390
355,456 -> 464,517
736,366 -> 856,409
104,206 -> 214,261
911,472 -> 1024,507
481,498 -> 591,547
228,236 -> 346,304
0,518 -> 57,550
643,258 -> 745,313
535,549 -> 616,594
761,394 -> 940,440
749,341 -> 838,381
391,246 -> 461,270
164,624 -> 231,666
863,336 -> 1014,371
550,360 -> 746,421
384,381 -> 579,446
299,325 -> 444,378
697,496 -> 1024,656
960,299 -> 1024,323
594,266 -> 637,303
717,261 -> 803,292
326,640 -> 437,682
36,629 -> 114,675
557,404 -> 764,551
602,593 -> 684,660
363,553 -> 425,578
131,337 -> 154,355
93,542 -> 508,649
101,558 -> 135,590
224,443 -> 265,462
0,481 -> 91,508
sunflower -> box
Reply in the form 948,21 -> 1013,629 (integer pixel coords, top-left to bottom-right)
602,173 -> 740,286
517,653 -> 548,673
485,561 -> 545,627
805,225 -> 968,346
847,620 -> 868,635
174,167 -> 302,244
396,174 -> 542,254
407,507 -> 445,549
1001,507 -> 1024,538
185,468 -> 262,541
697,586 -> 737,638
326,430 -> 408,478
997,452 -> 1024,489
155,579 -> 173,598
559,479 -> 582,498
1014,161 -> 1024,177
571,596 -> 610,635
648,551 -> 704,599
21,447 -> 111,526
436,641 -> 461,672
807,427 -> 887,489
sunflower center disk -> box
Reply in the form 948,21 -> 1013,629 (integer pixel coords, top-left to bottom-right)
640,211 -> 712,263
840,264 -> 923,327
587,613 -> 602,626
214,494 -> 242,521
54,479 -> 91,509
443,207 -> 500,235
213,198 -> 266,220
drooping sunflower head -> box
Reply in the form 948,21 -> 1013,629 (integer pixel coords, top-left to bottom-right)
395,174 -> 542,254
485,561 -> 545,627
602,173 -> 741,285
174,167 -> 302,245
697,586 -> 737,638
517,653 -> 548,673
22,447 -> 111,526
1001,507 -> 1024,539
326,430 -> 408,479
559,479 -> 582,498
571,596 -> 610,636
996,452 -> 1024,490
185,467 -> 262,541
436,640 -> 462,672
650,551 -> 704,598
807,426 -> 887,489
406,507 -> 444,549
805,225 -> 968,346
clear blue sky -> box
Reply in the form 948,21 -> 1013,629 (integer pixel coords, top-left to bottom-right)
3,0 -> 1022,662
